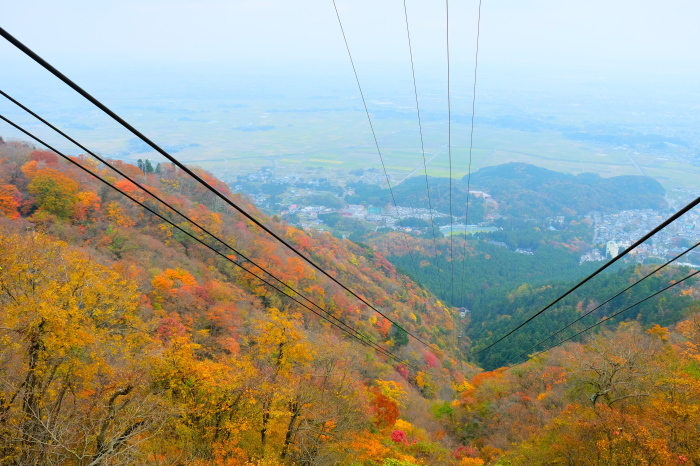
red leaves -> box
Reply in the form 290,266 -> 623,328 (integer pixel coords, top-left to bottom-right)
423,351 -> 440,368
370,389 -> 399,428
29,150 -> 59,165
453,446 -> 479,459
390,429 -> 408,444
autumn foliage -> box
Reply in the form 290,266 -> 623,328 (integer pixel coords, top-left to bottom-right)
3,139 -> 700,464
0,140 -> 468,465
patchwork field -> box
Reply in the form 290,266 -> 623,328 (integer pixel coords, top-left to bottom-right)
2,70 -> 698,190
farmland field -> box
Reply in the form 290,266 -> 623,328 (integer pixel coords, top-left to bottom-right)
2,64 -> 699,190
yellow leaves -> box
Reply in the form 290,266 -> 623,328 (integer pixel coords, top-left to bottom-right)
393,419 -> 413,432
646,324 -> 670,341
253,308 -> 314,369
27,167 -> 80,219
106,201 -> 135,227
0,230 -> 153,455
376,380 -> 408,408
415,371 -> 428,389
159,222 -> 174,237
453,380 -> 475,393
460,458 -> 485,466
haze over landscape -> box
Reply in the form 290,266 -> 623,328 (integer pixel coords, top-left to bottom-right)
1,1 -> 700,464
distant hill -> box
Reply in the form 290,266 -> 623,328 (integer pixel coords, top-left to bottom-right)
350,163 -> 666,221
467,162 -> 667,218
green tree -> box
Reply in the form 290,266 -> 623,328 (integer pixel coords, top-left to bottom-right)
391,322 -> 409,347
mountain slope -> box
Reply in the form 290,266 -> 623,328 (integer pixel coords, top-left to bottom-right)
0,139 -> 475,465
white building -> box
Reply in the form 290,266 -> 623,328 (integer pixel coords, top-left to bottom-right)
606,241 -> 620,258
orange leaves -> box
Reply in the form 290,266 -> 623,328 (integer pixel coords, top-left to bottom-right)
348,431 -> 391,463
109,159 -> 143,178
152,268 -> 198,299
188,203 -> 223,237
164,268 -> 198,286
376,317 -> 392,337
0,184 -> 21,219
0,141 -> 473,463
286,256 -> 314,281
114,178 -> 142,198
21,159 -> 40,178
152,274 -> 175,294
72,190 -> 101,221
370,389 -> 400,429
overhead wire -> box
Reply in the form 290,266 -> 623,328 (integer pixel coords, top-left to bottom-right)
446,0 -> 455,304
531,268 -> 700,359
520,238 -> 700,360
402,0 -> 439,259
460,0 -> 483,299
330,0 -> 422,282
0,89 -> 384,351
0,113 -> 419,371
474,192 -> 700,355
0,25 -> 433,350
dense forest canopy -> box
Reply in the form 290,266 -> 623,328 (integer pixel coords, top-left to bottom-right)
467,162 -> 667,217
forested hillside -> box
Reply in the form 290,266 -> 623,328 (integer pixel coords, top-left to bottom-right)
440,320 -> 700,464
374,229 -> 699,369
467,162 -> 667,217
345,162 -> 666,220
0,139 -> 477,465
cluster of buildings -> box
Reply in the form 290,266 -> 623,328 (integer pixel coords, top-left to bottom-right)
580,208 -> 700,264
438,224 -> 499,236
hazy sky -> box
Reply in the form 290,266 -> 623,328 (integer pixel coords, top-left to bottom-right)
1,0 -> 699,186
2,0 -> 699,72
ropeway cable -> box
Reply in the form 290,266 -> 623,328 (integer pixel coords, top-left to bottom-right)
474,192 -> 700,355
460,0 -> 483,298
0,25 -> 433,350
330,0 -> 422,282
530,268 -> 700,359
0,113 -> 419,371
520,239 -> 700,360
0,88 -> 384,351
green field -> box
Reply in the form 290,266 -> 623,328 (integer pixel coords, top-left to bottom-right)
3,75 -> 698,191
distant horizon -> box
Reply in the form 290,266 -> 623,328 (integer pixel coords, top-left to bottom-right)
2,0 -> 699,190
